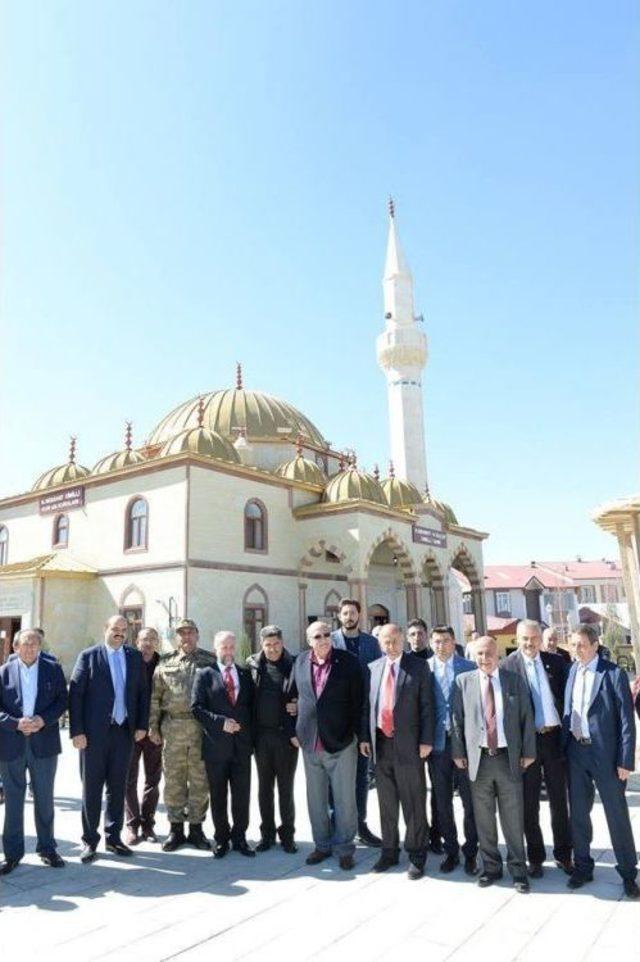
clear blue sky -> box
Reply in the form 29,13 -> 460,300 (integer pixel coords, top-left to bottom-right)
1,1 -> 638,563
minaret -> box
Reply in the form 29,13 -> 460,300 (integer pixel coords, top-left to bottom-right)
376,198 -> 429,490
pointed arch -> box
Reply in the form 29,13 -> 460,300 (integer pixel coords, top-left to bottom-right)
363,527 -> 418,583
242,583 -> 269,653
450,543 -> 480,588
298,539 -> 353,577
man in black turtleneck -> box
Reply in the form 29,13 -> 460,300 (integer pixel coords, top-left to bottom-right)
247,626 -> 299,853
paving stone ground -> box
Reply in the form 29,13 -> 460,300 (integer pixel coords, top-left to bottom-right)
2,740 -> 639,961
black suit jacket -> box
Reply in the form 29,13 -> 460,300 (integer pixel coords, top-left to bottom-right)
191,663 -> 254,762
293,648 -> 363,754
68,644 -> 149,742
0,655 -> 68,761
502,649 -> 568,721
361,652 -> 435,765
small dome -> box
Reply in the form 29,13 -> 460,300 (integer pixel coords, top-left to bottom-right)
275,454 -> 326,486
160,426 -> 240,463
382,476 -> 423,510
323,465 -> 387,506
424,489 -> 458,526
92,448 -> 146,475
33,437 -> 90,491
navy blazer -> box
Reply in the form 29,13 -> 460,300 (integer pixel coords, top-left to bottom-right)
0,655 -> 68,761
362,652 -> 435,764
561,657 -> 636,772
428,653 -> 476,752
331,629 -> 380,668
68,643 -> 149,741
191,664 -> 254,762
502,649 -> 569,721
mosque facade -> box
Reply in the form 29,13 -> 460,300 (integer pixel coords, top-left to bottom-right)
0,206 -> 488,671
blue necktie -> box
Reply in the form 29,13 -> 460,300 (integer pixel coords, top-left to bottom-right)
112,651 -> 127,725
526,658 -> 545,729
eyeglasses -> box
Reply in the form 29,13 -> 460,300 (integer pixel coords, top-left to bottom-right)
311,632 -> 331,639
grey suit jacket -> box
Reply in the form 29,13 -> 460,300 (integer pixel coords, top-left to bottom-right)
451,667 -> 535,781
362,652 -> 434,765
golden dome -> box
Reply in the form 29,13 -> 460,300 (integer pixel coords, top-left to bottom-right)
92,423 -> 146,476
147,366 -> 326,448
275,453 -> 326,486
323,464 -> 387,506
382,475 -> 423,510
159,425 -> 240,463
424,488 -> 458,525
32,438 -> 90,491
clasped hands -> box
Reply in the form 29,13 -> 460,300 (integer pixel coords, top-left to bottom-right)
17,715 -> 45,735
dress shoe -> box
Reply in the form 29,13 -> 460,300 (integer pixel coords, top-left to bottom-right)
40,851 -> 65,868
567,872 -> 593,890
213,842 -> 229,859
0,857 -> 21,875
232,840 -> 256,857
80,844 -> 97,864
527,863 -> 544,879
186,825 -> 211,850
372,854 -> 399,873
281,841 -> 298,854
464,856 -> 478,876
125,828 -> 140,846
162,823 -> 186,852
407,861 -> 424,880
306,849 -> 331,866
555,858 -> 574,875
429,837 -> 444,855
514,878 -> 530,894
357,823 -> 382,848
141,825 -> 159,843
440,854 -> 460,874
339,854 -> 355,871
106,839 -> 134,856
623,879 -> 640,900
478,872 -> 502,887
256,839 -> 273,852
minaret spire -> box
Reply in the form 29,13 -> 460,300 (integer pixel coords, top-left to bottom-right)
376,199 -> 429,490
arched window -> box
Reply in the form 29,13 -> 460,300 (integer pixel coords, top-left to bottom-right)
324,589 -> 342,628
244,499 -> 267,552
0,526 -> 7,566
243,584 -> 268,652
52,514 -> 69,548
125,497 -> 149,551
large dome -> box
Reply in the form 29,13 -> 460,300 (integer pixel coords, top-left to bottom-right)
147,369 -> 326,449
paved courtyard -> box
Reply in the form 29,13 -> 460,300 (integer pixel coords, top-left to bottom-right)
3,740 -> 640,961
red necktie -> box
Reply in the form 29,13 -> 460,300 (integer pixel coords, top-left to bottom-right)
381,662 -> 395,737
224,667 -> 236,706
484,674 -> 498,750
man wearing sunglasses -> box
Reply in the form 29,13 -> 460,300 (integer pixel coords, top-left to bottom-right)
293,620 -> 364,870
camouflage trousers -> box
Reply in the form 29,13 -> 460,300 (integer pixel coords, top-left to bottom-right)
161,717 -> 209,824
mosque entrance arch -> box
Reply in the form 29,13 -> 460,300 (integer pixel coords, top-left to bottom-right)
449,545 -> 486,636
363,529 -> 420,630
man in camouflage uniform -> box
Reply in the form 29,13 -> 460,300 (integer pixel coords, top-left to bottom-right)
149,619 -> 215,851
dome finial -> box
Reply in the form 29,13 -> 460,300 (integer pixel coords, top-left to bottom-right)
338,451 -> 345,471
373,463 -> 380,482
69,436 -> 77,464
196,395 -> 205,428
388,459 -> 395,479
236,362 -> 243,390
350,451 -> 357,469
388,195 -> 395,219
295,433 -> 304,457
125,421 -> 133,452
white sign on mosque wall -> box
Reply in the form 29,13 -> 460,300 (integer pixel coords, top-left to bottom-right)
412,525 -> 447,549
39,485 -> 85,515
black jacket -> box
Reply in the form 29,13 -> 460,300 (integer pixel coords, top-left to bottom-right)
68,644 -> 149,741
361,652 -> 435,765
502,649 -> 568,720
191,663 -> 254,762
246,649 -> 297,740
293,648 -> 363,754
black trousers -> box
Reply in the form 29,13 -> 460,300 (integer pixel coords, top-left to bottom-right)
255,731 -> 298,843
429,739 -> 478,859
125,735 -> 163,829
80,723 -> 133,847
523,728 -> 572,865
375,733 -> 427,861
205,753 -> 251,846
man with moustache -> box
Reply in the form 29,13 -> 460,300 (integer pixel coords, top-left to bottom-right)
125,627 -> 162,845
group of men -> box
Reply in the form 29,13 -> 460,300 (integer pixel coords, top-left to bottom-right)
0,601 -> 637,902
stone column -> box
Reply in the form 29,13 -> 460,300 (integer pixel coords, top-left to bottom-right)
298,582 -> 308,650
617,527 -> 640,670
472,587 -> 486,634
405,583 -> 419,621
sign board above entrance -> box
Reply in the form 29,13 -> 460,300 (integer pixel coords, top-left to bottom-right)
412,525 -> 447,549
39,486 -> 85,515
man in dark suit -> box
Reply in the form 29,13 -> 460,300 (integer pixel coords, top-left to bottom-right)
331,598 -> 381,847
0,629 -> 68,874
562,623 -> 638,899
427,627 -> 478,875
360,623 -> 434,879
69,615 -> 149,863
542,627 -> 571,664
452,635 -> 536,893
503,619 -> 572,877
246,625 -> 298,853
192,630 -> 255,858
295,620 -> 363,870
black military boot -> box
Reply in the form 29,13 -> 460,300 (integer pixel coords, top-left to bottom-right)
162,823 -> 186,852
186,824 -> 211,851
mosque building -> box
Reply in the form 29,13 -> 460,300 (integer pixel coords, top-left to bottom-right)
0,204 -> 488,670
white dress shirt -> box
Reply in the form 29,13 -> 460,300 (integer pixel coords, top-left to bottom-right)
434,655 -> 454,731
571,655 -> 598,738
479,670 -> 507,748
376,655 -> 402,729
222,662 -> 240,700
522,653 -> 561,728
18,656 -> 40,718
